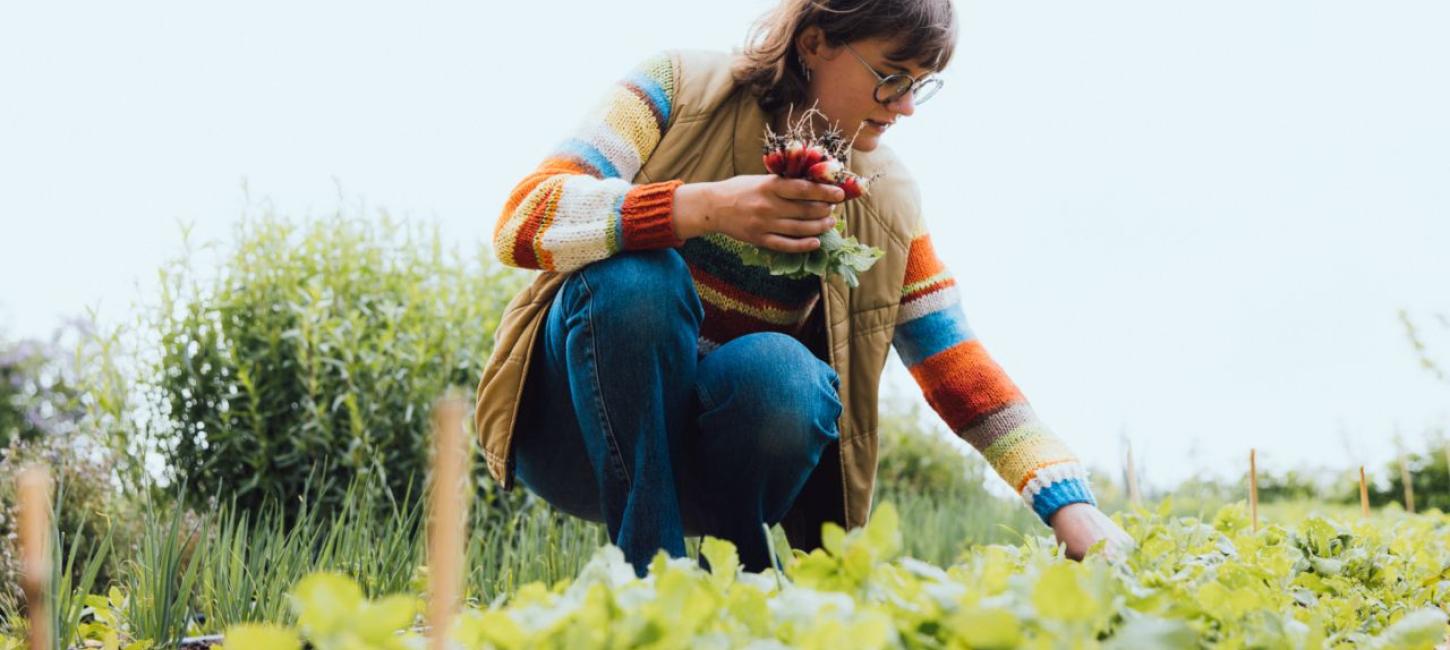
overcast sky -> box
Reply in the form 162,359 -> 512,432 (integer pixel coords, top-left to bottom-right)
3,0 -> 1447,492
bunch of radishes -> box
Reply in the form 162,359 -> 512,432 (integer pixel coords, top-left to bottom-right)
761,128 -> 872,200
738,108 -> 884,288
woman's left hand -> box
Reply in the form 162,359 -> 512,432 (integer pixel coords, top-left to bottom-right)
1049,503 -> 1136,562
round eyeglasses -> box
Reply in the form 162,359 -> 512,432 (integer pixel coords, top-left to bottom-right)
842,43 -> 944,106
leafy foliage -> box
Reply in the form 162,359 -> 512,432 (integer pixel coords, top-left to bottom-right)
0,326 -> 85,451
1399,308 -> 1450,386
0,324 -> 128,619
145,210 -> 526,517
0,478 -> 607,645
872,394 -> 1044,564
874,398 -> 982,496
198,502 -> 1448,649
5,500 -> 1449,648
736,223 -> 883,288
1363,435 -> 1450,513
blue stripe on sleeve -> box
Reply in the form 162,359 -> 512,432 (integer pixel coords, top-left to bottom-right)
554,138 -> 621,179
892,304 -> 977,367
625,72 -> 672,124
1030,478 -> 1097,524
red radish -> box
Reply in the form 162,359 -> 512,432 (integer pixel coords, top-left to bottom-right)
759,105 -> 880,201
782,139 -> 807,176
808,159 -> 845,184
838,173 -> 868,200
799,143 -> 828,173
763,149 -> 786,175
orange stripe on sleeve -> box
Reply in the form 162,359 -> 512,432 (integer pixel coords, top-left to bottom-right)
903,234 -> 947,286
907,339 -> 1026,431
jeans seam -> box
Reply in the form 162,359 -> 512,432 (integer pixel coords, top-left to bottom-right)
576,271 -> 634,490
695,378 -> 718,413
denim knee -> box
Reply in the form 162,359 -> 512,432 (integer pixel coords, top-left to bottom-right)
697,332 -> 842,465
569,249 -> 704,332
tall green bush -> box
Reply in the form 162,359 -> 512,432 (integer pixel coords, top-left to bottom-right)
148,208 -> 526,517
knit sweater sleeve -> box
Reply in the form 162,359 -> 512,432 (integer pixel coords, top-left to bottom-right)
492,51 -> 685,272
891,224 -> 1097,525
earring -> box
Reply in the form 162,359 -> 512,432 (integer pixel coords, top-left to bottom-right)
803,65 -> 812,82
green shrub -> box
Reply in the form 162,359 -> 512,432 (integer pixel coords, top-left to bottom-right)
0,328 -> 85,452
0,326 -> 126,616
0,435 -> 124,624
1362,433 -> 1450,513
872,389 -> 1044,563
146,207 -> 527,517
874,392 -> 985,497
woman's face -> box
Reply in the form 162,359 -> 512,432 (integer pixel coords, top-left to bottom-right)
791,30 -> 938,153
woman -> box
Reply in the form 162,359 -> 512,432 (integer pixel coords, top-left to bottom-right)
475,0 -> 1134,576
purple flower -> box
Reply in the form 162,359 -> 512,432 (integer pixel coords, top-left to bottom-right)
0,340 -> 43,367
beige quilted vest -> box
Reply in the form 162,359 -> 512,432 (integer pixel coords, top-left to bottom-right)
474,48 -> 924,544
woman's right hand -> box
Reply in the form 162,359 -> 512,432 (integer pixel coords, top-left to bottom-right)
672,175 -> 845,252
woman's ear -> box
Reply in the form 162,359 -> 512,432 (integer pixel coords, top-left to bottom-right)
795,25 -> 839,68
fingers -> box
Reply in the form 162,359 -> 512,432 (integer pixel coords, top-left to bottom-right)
770,215 -> 836,237
739,175 -> 841,253
773,178 -> 846,203
764,196 -> 835,220
760,233 -> 822,254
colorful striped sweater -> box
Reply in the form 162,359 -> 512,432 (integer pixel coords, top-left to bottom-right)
493,51 -> 1097,525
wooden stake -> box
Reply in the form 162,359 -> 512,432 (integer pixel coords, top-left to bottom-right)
1359,466 -> 1370,518
1124,442 -> 1141,507
1397,451 -> 1415,514
428,397 -> 471,650
1443,442 -> 1450,490
18,465 -> 52,650
1248,449 -> 1259,533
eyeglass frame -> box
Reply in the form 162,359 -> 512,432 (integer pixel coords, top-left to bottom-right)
841,43 -> 944,106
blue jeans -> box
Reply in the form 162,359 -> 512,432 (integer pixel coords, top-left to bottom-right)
512,248 -> 843,575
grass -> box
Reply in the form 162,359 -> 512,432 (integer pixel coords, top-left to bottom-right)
2,472 -> 1050,642
8,472 -> 1437,647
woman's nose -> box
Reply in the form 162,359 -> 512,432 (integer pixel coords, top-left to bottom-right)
885,90 -> 916,117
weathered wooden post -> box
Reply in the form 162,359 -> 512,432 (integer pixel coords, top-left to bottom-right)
1249,449 -> 1259,533
1443,440 -> 1450,507
1397,451 -> 1415,514
428,397 -> 470,650
18,465 -> 52,650
1359,466 -> 1370,518
1124,441 -> 1141,507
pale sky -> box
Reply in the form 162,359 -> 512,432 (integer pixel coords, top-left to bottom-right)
3,1 -> 1447,492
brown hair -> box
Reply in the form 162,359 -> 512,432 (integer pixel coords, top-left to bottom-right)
732,0 -> 958,116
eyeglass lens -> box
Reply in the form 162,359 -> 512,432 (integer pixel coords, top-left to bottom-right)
877,75 -> 942,105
